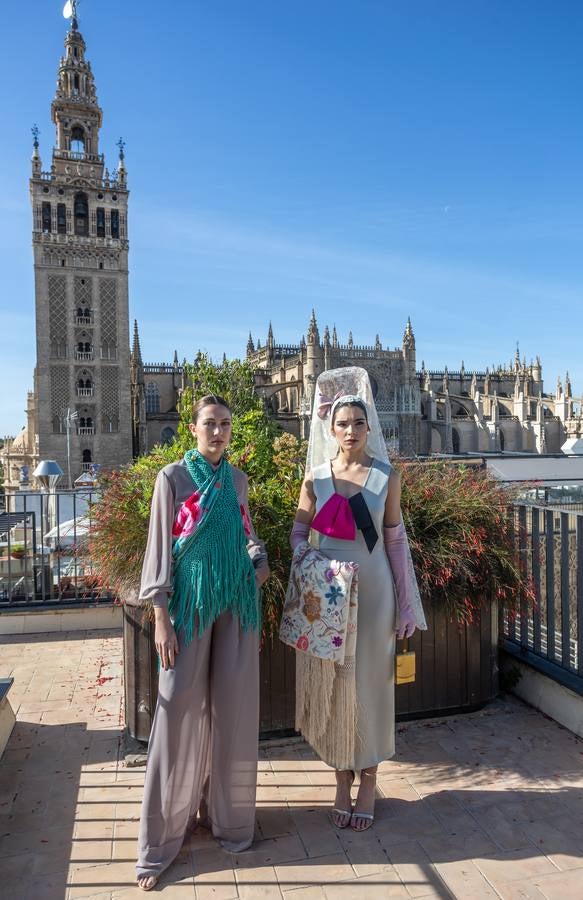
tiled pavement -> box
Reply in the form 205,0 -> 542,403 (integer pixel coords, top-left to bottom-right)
2,631 -> 583,899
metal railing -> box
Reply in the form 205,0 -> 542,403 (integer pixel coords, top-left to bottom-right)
77,387 -> 94,397
503,503 -> 583,695
0,490 -> 113,608
75,350 -> 93,361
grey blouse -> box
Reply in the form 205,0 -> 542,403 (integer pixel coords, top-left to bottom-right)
139,459 -> 268,611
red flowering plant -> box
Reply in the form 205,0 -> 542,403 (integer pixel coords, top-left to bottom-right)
399,460 -> 535,625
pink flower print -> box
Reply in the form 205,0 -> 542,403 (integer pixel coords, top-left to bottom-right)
332,636 -> 343,648
296,634 -> 309,652
324,568 -> 335,583
240,504 -> 252,538
172,491 -> 202,539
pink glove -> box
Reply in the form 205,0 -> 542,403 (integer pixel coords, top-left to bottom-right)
384,522 -> 417,640
290,521 -> 310,550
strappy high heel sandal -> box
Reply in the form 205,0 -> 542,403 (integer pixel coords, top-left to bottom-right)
332,769 -> 355,828
350,768 -> 376,831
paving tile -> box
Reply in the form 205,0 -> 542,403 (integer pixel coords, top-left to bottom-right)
493,882 -> 547,899
274,851 -> 354,891
474,849 -> 559,886
323,868 -> 409,898
234,864 -> 283,899
533,867 -> 583,899
383,839 -> 447,898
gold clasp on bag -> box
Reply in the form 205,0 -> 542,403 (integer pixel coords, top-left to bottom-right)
395,638 -> 416,685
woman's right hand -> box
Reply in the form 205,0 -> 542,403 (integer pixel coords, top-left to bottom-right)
154,608 -> 179,670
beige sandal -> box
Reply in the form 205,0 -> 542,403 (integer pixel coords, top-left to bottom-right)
332,769 -> 355,828
350,768 -> 376,831
137,875 -> 159,891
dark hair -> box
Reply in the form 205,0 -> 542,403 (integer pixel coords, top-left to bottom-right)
331,399 -> 368,425
192,394 -> 231,423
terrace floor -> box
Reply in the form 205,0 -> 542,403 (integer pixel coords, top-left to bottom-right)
1,630 -> 583,900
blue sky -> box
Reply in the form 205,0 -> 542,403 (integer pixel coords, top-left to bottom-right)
1,0 -> 582,434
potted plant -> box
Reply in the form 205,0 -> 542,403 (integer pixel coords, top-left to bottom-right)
395,459 -> 533,718
10,543 -> 26,560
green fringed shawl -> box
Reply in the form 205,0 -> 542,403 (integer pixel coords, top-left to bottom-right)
169,450 -> 259,644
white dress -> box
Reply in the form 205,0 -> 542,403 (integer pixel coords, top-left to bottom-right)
312,458 -> 396,769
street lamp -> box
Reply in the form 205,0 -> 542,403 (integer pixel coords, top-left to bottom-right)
33,460 -> 64,534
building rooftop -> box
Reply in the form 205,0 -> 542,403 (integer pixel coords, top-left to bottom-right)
1,630 -> 583,898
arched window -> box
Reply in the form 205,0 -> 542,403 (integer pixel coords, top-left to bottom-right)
85,378 -> 92,389
82,449 -> 92,463
161,427 -> 175,446
499,429 -> 505,452
57,203 -> 67,234
42,202 -> 52,233
86,416 -> 93,429
74,192 -> 89,236
452,428 -> 461,454
71,126 -> 85,153
145,382 -> 160,414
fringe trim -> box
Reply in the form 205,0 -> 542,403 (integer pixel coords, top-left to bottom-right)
295,652 -> 357,770
170,526 -> 258,645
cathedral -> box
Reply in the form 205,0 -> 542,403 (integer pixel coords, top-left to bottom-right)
130,312 -> 580,459
2,12 -> 582,491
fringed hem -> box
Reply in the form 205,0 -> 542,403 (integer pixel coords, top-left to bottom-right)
295,651 -> 357,771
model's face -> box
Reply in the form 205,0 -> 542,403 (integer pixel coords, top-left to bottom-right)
189,404 -> 232,458
331,404 -> 369,453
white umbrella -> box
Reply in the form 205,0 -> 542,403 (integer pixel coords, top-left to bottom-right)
44,517 -> 90,546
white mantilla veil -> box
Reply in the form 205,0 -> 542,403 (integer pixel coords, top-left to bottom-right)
306,366 -> 389,472
305,365 -> 427,633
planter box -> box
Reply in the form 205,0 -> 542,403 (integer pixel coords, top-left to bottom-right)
123,600 -> 499,743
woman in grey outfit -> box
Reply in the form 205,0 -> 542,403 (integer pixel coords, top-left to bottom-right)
136,395 -> 269,891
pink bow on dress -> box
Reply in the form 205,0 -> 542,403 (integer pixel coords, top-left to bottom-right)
311,494 -> 356,541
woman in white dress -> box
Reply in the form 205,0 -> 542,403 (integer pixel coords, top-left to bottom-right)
290,367 -> 426,831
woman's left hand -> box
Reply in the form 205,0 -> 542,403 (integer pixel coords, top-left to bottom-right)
396,606 -> 417,640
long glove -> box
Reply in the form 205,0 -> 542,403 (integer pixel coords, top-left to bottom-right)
384,522 -> 417,639
290,521 -> 310,550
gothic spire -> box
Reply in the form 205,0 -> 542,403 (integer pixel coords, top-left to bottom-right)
307,309 -> 320,345
332,324 -> 338,348
246,332 -> 255,356
403,316 -> 415,350
132,320 -> 143,366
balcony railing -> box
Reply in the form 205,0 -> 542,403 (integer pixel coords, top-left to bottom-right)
0,490 -> 113,608
81,462 -> 95,472
75,350 -> 93,361
76,316 -> 93,326
76,388 -> 94,397
77,427 -> 94,436
53,148 -> 104,164
503,503 -> 583,695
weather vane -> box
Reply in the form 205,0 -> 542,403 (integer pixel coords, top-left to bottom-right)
62,1 -> 79,26
116,137 -> 125,160
31,124 -> 40,149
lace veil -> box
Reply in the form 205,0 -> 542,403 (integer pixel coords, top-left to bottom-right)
305,365 -> 427,632
306,366 -> 389,472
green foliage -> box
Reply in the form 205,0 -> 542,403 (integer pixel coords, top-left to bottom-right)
90,355 -> 533,639
400,460 -> 534,623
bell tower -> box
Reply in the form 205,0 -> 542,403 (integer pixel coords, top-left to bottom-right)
31,5 -> 132,482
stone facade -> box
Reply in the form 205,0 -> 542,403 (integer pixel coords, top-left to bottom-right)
128,311 -> 583,459
25,17 -> 132,485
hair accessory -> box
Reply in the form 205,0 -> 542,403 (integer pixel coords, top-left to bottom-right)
317,391 -> 343,420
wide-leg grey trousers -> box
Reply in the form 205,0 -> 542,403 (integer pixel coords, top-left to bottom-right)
136,612 -> 260,879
